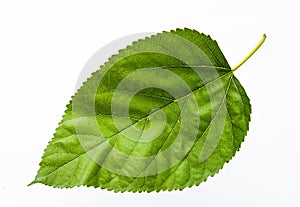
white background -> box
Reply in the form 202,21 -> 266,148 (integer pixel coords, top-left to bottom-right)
0,0 -> 299,206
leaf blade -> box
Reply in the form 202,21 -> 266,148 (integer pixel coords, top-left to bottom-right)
32,28 -> 251,192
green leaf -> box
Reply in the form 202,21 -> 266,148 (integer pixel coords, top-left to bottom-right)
31,28 -> 265,192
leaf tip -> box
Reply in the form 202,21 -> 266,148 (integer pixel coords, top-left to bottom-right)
27,180 -> 37,187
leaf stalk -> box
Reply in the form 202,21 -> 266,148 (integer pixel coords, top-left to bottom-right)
232,34 -> 266,71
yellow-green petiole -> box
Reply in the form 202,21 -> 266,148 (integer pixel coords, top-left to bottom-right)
232,34 -> 266,71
